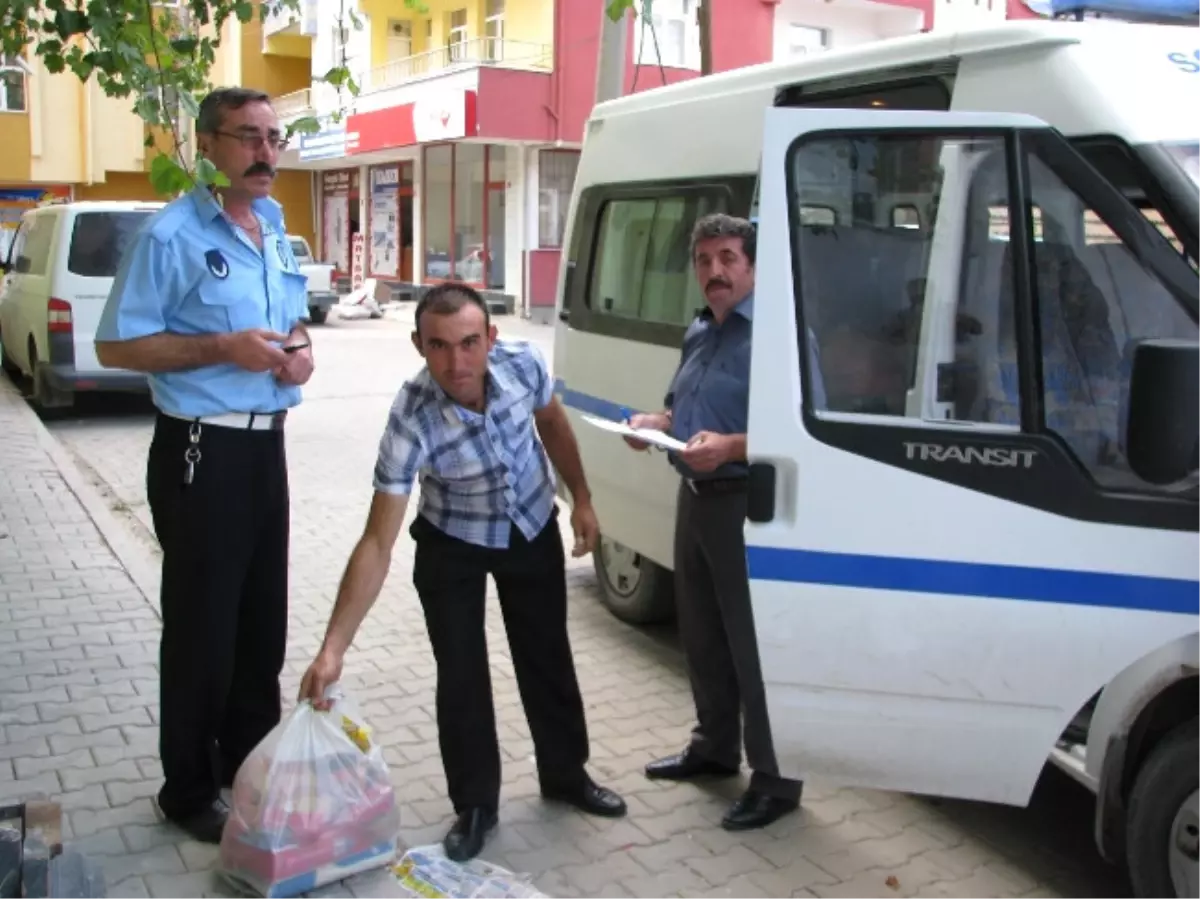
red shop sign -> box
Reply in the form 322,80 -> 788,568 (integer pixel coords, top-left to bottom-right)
345,90 -> 477,155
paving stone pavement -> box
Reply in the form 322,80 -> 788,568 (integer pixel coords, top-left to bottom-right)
1,310 -> 1129,898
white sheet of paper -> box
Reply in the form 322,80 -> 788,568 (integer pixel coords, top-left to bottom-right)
580,414 -> 688,452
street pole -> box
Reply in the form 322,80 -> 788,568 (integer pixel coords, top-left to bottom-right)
594,0 -> 630,105
697,0 -> 713,75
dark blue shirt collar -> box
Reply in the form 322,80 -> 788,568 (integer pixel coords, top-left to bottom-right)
700,290 -> 754,324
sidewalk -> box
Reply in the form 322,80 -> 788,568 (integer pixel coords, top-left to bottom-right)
0,381 -> 358,899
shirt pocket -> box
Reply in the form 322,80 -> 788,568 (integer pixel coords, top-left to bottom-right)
271,269 -> 310,327
197,277 -> 265,333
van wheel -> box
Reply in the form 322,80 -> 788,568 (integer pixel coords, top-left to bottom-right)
26,339 -> 70,414
0,328 -> 19,380
592,535 -> 675,625
1126,720 -> 1198,898
308,306 -> 328,325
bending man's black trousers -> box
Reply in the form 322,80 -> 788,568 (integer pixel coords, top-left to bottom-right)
146,413 -> 290,819
411,510 -> 590,815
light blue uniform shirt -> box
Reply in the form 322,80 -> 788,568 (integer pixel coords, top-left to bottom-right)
96,186 -> 310,417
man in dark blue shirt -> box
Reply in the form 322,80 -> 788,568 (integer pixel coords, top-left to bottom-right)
626,213 -> 802,832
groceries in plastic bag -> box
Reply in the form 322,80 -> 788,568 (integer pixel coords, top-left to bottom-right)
218,692 -> 401,898
391,844 -> 546,899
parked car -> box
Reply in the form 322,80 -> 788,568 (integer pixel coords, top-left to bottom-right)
288,235 -> 338,324
0,200 -> 162,410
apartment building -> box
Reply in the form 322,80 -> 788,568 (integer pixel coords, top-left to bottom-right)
0,0 -> 319,263
272,0 -> 1040,316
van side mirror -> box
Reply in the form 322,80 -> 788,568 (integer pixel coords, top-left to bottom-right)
1125,338 -> 1199,486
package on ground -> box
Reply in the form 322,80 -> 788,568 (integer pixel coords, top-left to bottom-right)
392,844 -> 546,899
218,694 -> 401,898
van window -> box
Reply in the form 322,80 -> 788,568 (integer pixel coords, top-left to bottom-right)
67,212 -> 151,277
588,195 -> 712,328
289,238 -> 311,260
14,215 -> 55,276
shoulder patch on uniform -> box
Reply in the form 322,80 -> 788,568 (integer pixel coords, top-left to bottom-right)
204,249 -> 230,280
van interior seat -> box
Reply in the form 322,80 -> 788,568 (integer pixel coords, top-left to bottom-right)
796,224 -> 930,412
983,242 -> 1123,467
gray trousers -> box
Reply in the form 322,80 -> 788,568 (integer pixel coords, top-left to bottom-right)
674,481 -> 801,801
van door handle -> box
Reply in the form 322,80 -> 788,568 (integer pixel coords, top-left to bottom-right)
747,462 -> 776,523
558,308 -> 570,323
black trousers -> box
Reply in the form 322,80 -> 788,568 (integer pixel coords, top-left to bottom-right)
410,509 -> 590,814
146,413 -> 290,818
674,482 -> 801,801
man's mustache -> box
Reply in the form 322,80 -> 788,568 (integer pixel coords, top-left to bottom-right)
244,162 -> 276,178
706,278 -> 731,291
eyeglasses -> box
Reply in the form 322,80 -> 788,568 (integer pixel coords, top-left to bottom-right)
216,130 -> 290,152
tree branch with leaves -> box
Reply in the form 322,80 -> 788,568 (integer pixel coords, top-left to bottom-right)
0,0 -> 374,197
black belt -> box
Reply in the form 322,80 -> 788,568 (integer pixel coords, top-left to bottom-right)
684,476 -> 748,496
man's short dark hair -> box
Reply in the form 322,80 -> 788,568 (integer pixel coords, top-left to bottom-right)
690,213 -> 756,266
414,282 -> 491,338
196,87 -> 272,134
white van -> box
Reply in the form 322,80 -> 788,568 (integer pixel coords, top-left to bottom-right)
552,20 -> 1198,898
0,200 -> 164,409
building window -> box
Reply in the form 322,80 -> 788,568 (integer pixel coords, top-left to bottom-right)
423,144 -> 504,288
447,9 -> 469,63
1,53 -> 27,113
485,0 -> 505,61
538,150 -> 579,248
787,24 -> 828,57
633,0 -> 698,70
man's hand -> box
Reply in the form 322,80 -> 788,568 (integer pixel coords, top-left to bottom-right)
298,647 -> 343,711
625,411 -> 671,452
222,329 -> 290,372
680,431 -> 734,473
570,500 -> 600,557
274,345 -> 314,386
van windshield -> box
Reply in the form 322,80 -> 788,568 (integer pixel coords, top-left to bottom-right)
67,211 -> 153,277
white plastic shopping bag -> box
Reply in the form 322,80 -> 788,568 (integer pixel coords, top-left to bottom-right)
392,843 -> 546,898
218,690 -> 401,898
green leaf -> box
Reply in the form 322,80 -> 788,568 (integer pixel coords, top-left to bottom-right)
149,153 -> 194,198
179,90 -> 201,120
288,116 -> 322,135
195,156 -> 229,188
321,65 -> 349,88
606,0 -> 636,21
144,134 -> 156,148
169,37 -> 199,56
234,1 -> 255,23
348,9 -> 363,30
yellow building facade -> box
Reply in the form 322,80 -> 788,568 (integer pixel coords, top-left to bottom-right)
0,1 -> 316,252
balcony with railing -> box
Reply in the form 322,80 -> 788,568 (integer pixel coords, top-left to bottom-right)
273,88 -> 314,120
360,37 -> 552,94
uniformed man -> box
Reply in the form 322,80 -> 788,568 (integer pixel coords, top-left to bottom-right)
627,213 -> 804,831
299,283 -> 626,863
95,87 -> 312,844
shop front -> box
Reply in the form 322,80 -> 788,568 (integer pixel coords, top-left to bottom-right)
366,162 -> 415,283
421,143 -> 507,291
319,169 -> 359,281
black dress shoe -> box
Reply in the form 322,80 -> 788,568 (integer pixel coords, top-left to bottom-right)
720,789 -> 799,832
443,807 -> 498,862
645,748 -> 739,781
542,776 -> 627,818
162,798 -> 230,844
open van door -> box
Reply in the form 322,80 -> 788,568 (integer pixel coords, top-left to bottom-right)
745,107 -> 1199,807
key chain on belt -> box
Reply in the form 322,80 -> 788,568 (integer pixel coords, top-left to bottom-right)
183,422 -> 202,486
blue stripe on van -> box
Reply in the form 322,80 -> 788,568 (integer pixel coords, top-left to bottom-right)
555,379 -> 1200,617
554,378 -> 628,422
746,547 -> 1199,616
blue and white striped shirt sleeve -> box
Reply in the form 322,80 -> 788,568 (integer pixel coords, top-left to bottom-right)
373,387 -> 427,496
522,342 -> 554,411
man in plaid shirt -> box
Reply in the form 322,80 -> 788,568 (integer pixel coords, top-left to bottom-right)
300,283 -> 625,861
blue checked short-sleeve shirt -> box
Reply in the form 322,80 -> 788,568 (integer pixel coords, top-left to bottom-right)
374,339 -> 558,549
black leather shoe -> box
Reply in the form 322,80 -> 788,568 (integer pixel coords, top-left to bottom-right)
443,807 -> 498,862
162,798 -> 230,844
720,789 -> 799,832
645,748 -> 739,781
542,776 -> 627,818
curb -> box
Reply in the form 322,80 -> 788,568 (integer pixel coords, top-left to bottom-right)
6,384 -> 162,618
